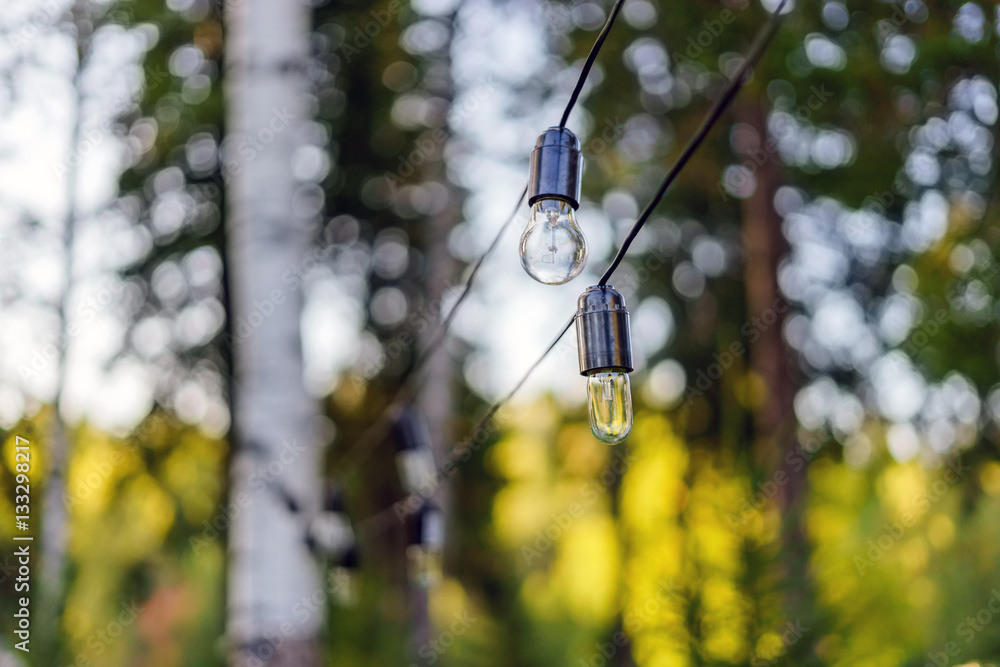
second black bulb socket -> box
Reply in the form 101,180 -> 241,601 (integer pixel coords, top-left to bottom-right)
575,285 -> 633,376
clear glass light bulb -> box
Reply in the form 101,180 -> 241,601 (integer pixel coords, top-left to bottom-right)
586,371 -> 632,444
519,198 -> 587,285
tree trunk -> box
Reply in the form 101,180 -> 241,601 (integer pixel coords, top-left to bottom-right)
737,99 -> 811,628
40,0 -> 92,636
224,0 -> 323,664
738,100 -> 796,454
410,177 -> 457,660
407,12 -> 460,657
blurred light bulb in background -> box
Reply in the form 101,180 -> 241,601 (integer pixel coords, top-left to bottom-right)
520,198 -> 588,285
523,126 -> 586,284
586,370 -> 632,444
407,503 -> 444,588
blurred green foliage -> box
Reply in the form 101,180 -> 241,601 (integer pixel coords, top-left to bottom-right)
3,0 -> 1000,665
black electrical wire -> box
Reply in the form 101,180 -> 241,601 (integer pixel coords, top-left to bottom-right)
356,315 -> 576,536
411,185 -> 527,382
341,0 -> 629,475
559,0 -> 628,128
439,315 -> 575,467
354,0 -> 791,537
599,0 -> 788,286
402,0 -> 630,380
337,187 -> 525,473
428,0 -> 789,473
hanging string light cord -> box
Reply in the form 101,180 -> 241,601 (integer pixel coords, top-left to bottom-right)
338,0 -> 629,473
357,1 -> 791,534
559,0 -> 627,128
390,0 -> 627,383
357,315 -> 575,537
408,185 -> 526,384
335,187 -> 525,472
599,0 -> 787,286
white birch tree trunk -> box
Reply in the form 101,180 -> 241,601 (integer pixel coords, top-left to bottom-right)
224,0 -> 323,664
41,0 -> 90,633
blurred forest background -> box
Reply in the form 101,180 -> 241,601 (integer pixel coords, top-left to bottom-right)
2,0 -> 1000,665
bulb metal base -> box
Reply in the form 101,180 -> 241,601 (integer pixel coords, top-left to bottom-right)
528,127 -> 584,209
575,285 -> 633,375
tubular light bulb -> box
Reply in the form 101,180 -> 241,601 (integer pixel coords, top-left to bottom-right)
519,198 -> 588,285
575,285 -> 634,445
586,370 -> 632,444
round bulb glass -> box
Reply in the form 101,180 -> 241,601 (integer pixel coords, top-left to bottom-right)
519,198 -> 587,285
586,371 -> 632,444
